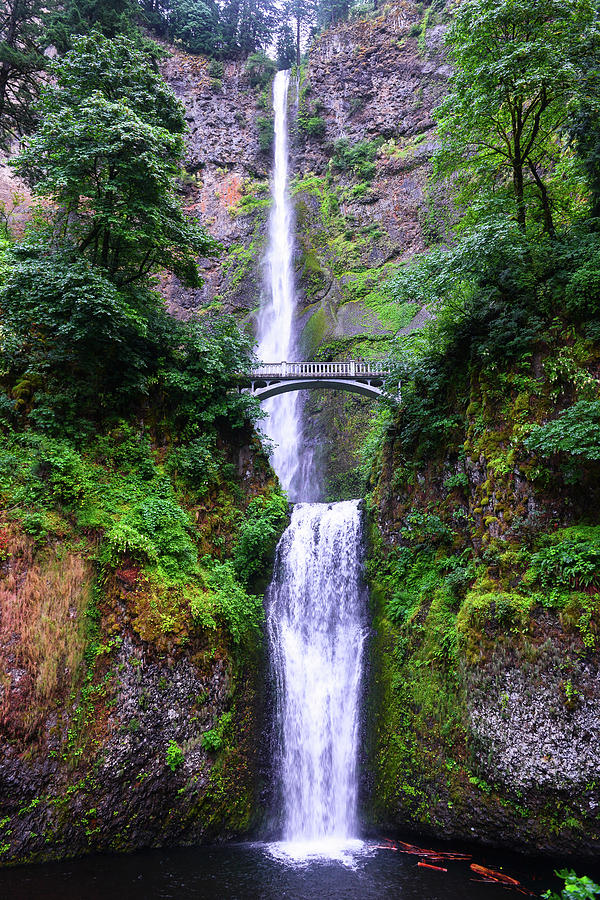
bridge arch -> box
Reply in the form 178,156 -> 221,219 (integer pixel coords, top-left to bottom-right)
252,377 -> 384,401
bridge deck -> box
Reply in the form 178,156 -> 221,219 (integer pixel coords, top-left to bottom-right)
250,361 -> 389,380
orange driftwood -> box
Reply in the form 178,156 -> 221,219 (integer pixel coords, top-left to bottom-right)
376,839 -> 471,860
470,864 -> 536,895
418,861 -> 448,872
470,864 -> 520,886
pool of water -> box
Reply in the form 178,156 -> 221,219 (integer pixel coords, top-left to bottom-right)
0,837 -> 571,899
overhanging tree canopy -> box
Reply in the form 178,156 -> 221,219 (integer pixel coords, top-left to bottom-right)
435,0 -> 600,235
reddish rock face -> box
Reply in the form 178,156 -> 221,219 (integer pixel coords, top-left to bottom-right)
159,2 -> 452,330
0,155 -> 34,238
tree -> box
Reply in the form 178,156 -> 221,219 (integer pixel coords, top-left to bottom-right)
435,0 -> 599,235
219,0 -> 278,57
0,254 -> 154,431
45,0 -> 140,51
283,0 -> 316,69
276,22 -> 296,70
237,0 -> 278,55
316,0 -> 349,30
564,18 -> 600,219
0,0 -> 47,148
15,32 -> 214,288
168,0 -> 220,55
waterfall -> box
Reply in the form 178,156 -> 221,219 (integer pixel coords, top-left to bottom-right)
257,70 -> 319,502
256,69 -> 303,498
266,501 -> 367,859
257,70 -> 367,864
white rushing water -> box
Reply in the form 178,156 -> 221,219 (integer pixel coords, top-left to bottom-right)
257,71 -> 366,866
266,501 -> 367,861
257,69 -> 303,498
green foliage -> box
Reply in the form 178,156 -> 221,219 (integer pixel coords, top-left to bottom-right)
46,0 -> 141,51
1,244 -> 256,436
232,491 -> 288,588
166,435 -> 224,495
435,0 -> 598,234
543,869 -> 600,900
526,401 -> 600,462
16,32 -> 214,290
443,472 -> 468,492
276,21 -> 296,69
165,739 -> 185,772
257,115 -> 275,152
208,59 -> 224,80
155,313 -> 258,439
0,421 -> 273,649
332,138 -> 379,181
298,115 -> 326,139
103,495 -> 197,577
199,560 -> 264,643
528,527 -> 600,592
245,51 -> 277,89
402,510 -> 452,547
167,0 -> 220,55
201,710 -> 232,752
317,0 -> 349,28
1,255 -> 153,435
382,216 -> 600,457
103,521 -> 159,568
0,0 -> 47,148
201,728 -> 223,752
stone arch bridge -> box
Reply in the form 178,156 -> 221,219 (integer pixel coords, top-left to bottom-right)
239,361 -> 397,401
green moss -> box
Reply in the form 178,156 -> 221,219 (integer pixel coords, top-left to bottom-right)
299,307 -> 331,357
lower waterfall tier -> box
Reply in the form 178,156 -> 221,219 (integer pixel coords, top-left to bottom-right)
266,500 -> 367,845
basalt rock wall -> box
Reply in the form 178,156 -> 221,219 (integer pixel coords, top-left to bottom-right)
365,347 -> 600,857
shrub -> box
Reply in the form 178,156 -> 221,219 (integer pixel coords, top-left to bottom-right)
257,116 -> 274,152
201,728 -> 223,752
166,434 -> 222,494
102,494 -> 197,577
525,401 -> 600,462
401,510 -> 452,546
245,52 -> 276,89
200,560 -> 263,643
201,710 -> 231,752
529,528 -> 600,591
165,740 -> 184,772
103,521 -> 159,568
444,566 -> 474,601
232,491 -> 288,587
332,138 -> 379,180
543,869 -> 600,900
443,472 -> 468,492
208,59 -> 224,80
93,424 -> 156,479
299,116 -> 326,139
387,590 -> 417,624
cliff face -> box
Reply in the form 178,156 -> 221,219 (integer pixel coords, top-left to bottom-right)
158,52 -> 269,321
0,429 -> 280,865
365,344 -> 600,857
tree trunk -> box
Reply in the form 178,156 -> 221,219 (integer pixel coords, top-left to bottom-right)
528,160 -> 555,237
512,132 -> 526,232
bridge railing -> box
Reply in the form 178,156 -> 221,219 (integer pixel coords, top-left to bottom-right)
251,361 -> 390,379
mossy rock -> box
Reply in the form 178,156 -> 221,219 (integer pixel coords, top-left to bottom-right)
299,306 -> 333,357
